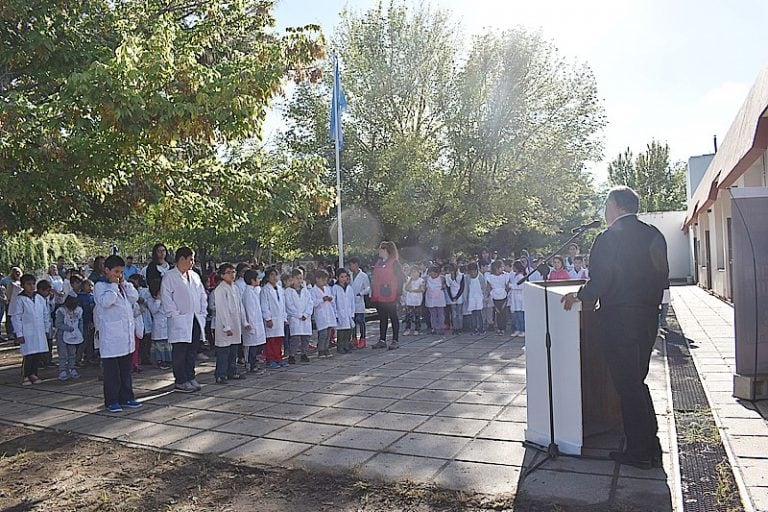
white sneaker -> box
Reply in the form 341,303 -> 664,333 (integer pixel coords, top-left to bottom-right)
413,331 -> 420,335
403,330 -> 411,336
511,331 -> 520,337
58,370 -> 70,382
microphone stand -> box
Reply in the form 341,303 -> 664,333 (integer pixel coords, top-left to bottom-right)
520,225 -> 596,477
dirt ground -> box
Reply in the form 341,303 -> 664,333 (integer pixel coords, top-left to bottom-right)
0,423 -> 583,512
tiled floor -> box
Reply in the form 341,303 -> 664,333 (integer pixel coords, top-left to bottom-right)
0,328 -> 676,509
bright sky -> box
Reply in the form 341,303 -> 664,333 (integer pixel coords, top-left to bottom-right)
267,0 -> 768,184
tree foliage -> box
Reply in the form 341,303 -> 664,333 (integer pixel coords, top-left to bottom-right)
0,0 -> 333,254
607,140 -> 687,212
281,1 -> 605,256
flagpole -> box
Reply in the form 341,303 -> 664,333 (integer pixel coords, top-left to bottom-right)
334,56 -> 345,270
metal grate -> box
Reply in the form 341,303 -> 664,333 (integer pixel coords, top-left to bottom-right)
665,310 -> 744,512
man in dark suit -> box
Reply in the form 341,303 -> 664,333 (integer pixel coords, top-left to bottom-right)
562,186 -> 669,469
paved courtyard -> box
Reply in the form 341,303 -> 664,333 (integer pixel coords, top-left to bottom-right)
0,328 -> 677,510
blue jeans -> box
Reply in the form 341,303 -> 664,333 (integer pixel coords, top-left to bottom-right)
450,304 -> 463,332
471,310 -> 484,333
215,344 -> 239,379
513,311 -> 525,332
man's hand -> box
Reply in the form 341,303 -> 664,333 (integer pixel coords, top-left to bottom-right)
17,336 -> 25,345
225,328 -> 234,336
245,324 -> 252,332
561,292 -> 580,311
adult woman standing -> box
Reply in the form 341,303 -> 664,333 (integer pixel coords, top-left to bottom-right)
371,241 -> 404,350
145,243 -> 172,283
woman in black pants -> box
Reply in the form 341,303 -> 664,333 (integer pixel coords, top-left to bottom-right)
370,241 -> 403,350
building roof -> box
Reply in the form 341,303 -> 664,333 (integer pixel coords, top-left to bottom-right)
684,65 -> 768,229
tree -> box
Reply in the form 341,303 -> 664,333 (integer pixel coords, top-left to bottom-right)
281,1 -> 605,256
0,0 -> 331,252
607,141 -> 687,212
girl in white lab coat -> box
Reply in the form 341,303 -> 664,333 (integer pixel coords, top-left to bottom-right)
95,255 -> 141,412
508,260 -> 526,338
10,274 -> 51,385
445,264 -> 465,334
241,269 -> 267,372
425,267 -> 447,335
332,269 -> 356,354
147,279 -> 171,370
464,263 -> 486,335
260,267 -> 287,369
213,263 -> 247,383
55,294 -> 83,381
311,269 -> 335,357
284,269 -> 313,364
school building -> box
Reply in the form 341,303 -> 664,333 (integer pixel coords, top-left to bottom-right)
684,65 -> 768,301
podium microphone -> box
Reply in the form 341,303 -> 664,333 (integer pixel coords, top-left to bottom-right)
572,220 -> 601,233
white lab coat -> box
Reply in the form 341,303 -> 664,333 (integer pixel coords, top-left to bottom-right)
508,272 -> 525,312
333,283 -> 356,330
350,270 -> 371,314
311,285 -> 336,331
132,302 -> 144,339
213,282 -> 245,347
284,286 -> 314,336
260,283 -> 286,338
94,281 -> 138,358
9,293 -> 50,356
160,267 -> 208,344
242,285 -> 267,346
48,274 -> 65,305
425,276 -> 446,308
147,296 -> 168,340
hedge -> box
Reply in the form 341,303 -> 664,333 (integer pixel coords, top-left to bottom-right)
0,233 -> 86,274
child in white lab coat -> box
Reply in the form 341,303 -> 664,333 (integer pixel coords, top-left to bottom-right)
213,263 -> 247,384
311,269 -> 335,357
147,279 -> 171,370
260,267 -> 287,369
10,274 -> 51,385
285,269 -> 313,364
241,269 -> 267,372
55,294 -> 83,381
332,268 -> 356,354
95,255 -> 142,413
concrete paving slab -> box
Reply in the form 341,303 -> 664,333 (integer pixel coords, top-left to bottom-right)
414,416 -> 489,437
264,421 -> 345,444
357,385 -> 417,400
386,399 -> 446,416
613,476 -> 673,512
387,432 -> 469,459
286,392 -> 348,407
256,402 -> 325,420
302,407 -> 373,426
495,405 -> 527,423
222,437 -> 311,465
118,422 -> 200,448
213,416 -> 289,436
333,396 -> 398,411
434,460 -> 520,494
292,445 -> 377,472
437,403 -> 503,420
476,421 -> 526,442
166,410 -> 241,430
356,411 -> 429,431
358,453 -> 446,483
458,390 -> 515,406
455,438 -> 525,466
517,469 -> 613,506
165,430 -> 252,454
322,426 -> 404,451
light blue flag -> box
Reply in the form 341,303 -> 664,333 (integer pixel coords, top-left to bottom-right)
330,57 -> 347,150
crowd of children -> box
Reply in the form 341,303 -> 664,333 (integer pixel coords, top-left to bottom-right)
3,243 -> 593,413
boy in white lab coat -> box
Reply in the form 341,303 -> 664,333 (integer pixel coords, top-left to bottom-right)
10,274 -> 51,385
332,268 -> 356,354
95,255 -> 142,413
241,269 -> 267,372
213,263 -> 247,384
311,269 -> 335,358
284,269 -> 313,364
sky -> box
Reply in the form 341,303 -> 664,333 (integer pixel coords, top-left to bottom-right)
266,0 -> 768,184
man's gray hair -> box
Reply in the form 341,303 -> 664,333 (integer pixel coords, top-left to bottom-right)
607,186 -> 640,214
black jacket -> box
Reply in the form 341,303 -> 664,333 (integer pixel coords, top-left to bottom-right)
577,214 -> 669,310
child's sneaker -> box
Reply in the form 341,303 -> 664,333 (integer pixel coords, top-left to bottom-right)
121,400 -> 142,408
388,341 -> 399,350
287,356 -> 296,365
413,331 -> 419,336
69,369 -> 80,379
371,340 -> 387,349
267,361 -> 280,369
58,370 -> 70,382
403,329 -> 411,336
300,354 -> 310,363
106,403 -> 123,413
21,377 -> 32,386
279,360 -> 289,367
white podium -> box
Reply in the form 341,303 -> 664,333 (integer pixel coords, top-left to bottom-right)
523,280 -> 621,455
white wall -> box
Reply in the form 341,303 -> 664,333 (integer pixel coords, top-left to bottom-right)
638,211 -> 692,281
687,154 -> 714,199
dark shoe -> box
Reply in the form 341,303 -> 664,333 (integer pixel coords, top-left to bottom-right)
228,373 -> 246,380
287,356 -> 296,365
371,340 -> 387,349
388,341 -> 399,350
609,451 -> 653,470
215,377 -> 228,384
300,354 -> 310,363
